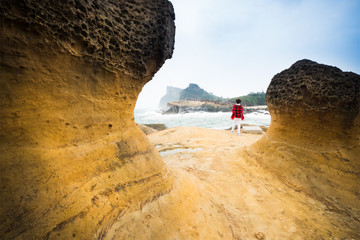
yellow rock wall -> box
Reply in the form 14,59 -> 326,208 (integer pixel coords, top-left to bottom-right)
246,60 -> 360,237
0,0 -> 175,239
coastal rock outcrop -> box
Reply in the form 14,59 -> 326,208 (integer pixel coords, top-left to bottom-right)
0,0 -> 175,239
163,100 -> 268,114
266,59 -> 359,146
164,100 -> 233,113
159,84 -> 267,114
246,59 -> 360,238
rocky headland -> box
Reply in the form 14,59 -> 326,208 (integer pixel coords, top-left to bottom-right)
164,100 -> 233,113
160,83 -> 267,114
0,0 -> 359,239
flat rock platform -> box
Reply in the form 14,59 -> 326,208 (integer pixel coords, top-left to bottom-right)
242,125 -> 263,134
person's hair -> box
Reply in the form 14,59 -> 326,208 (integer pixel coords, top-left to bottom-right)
236,99 -> 241,104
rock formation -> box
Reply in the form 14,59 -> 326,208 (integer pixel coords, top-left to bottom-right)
246,59 -> 360,238
0,0 -> 175,239
159,86 -> 182,109
164,100 -> 233,113
2,1 -> 359,238
266,59 -> 359,147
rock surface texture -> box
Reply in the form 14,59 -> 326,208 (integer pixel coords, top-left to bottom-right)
266,59 -> 359,147
0,0 -> 175,239
249,59 -> 360,238
2,1 -> 359,238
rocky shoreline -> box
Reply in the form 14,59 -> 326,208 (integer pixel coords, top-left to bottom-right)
1,0 -> 359,238
163,100 -> 268,114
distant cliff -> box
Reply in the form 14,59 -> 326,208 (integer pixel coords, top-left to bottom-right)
159,86 -> 182,108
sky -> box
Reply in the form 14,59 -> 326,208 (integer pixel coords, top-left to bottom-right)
135,0 -> 360,109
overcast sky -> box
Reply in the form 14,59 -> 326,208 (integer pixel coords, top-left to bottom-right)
135,0 -> 360,109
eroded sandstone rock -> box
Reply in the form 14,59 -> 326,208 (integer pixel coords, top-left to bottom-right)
266,59 -> 359,147
246,60 -> 360,238
0,0 -> 175,79
0,0 -> 175,239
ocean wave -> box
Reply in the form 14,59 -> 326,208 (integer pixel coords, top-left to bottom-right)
134,109 -> 271,130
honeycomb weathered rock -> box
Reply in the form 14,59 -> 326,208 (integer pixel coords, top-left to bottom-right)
267,59 -> 359,114
247,60 -> 360,238
266,59 -> 360,148
0,0 -> 175,239
0,0 -> 175,80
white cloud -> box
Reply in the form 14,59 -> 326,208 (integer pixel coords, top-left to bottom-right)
136,0 -> 360,109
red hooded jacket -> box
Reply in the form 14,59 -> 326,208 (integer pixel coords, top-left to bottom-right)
231,104 -> 244,120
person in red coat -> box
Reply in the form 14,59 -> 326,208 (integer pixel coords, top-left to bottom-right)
231,98 -> 244,135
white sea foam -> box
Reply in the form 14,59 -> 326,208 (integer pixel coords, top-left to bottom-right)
134,108 -> 271,130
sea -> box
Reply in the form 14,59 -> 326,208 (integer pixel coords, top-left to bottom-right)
134,108 -> 271,130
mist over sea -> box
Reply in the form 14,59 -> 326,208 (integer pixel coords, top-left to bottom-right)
134,108 -> 271,130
